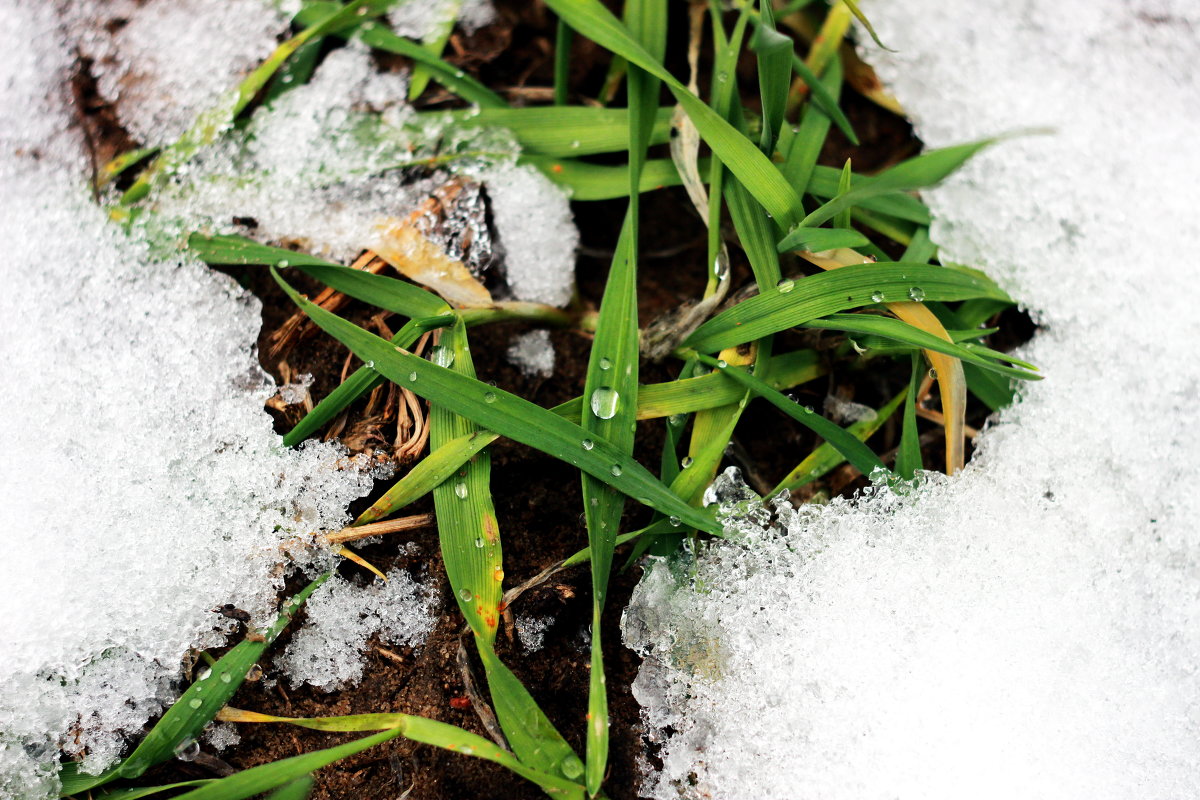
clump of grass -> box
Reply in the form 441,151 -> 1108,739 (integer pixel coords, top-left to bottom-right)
68,0 -> 1040,798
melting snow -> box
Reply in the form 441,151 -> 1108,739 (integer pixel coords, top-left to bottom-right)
277,561 -> 439,692
506,329 -> 556,378
623,1 -> 1200,798
0,3 -> 382,796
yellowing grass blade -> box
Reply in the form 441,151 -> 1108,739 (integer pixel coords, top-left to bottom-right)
801,248 -> 966,474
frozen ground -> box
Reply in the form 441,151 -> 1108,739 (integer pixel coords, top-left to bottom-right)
624,1 -> 1200,798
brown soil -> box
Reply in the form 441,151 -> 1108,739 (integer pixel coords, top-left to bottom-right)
68,2 -> 1033,799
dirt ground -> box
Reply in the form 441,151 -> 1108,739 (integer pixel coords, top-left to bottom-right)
69,2 -> 1031,798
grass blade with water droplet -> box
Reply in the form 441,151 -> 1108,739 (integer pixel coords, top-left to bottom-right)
685,262 -> 1011,353
58,575 -> 331,794
272,268 -> 720,534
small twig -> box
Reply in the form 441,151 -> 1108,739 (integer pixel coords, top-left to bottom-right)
374,644 -> 407,666
321,513 -> 436,546
456,638 -> 508,749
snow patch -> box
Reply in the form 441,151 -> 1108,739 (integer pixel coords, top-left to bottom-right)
623,1 -> 1200,798
277,562 -> 439,692
506,330 -> 556,378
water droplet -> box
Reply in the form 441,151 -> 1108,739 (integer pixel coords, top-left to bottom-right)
590,386 -> 619,419
929,368 -> 939,380
483,391 -> 497,403
458,588 -> 473,603
472,537 -> 484,549
174,738 -> 200,761
219,672 -> 232,684
197,667 -> 212,681
716,71 -> 729,83
408,371 -> 418,382
716,359 -> 728,368
560,754 -> 584,779
610,464 -> 623,477
669,516 -> 682,527
598,357 -> 612,370
427,346 -> 452,368
803,405 -> 814,414
454,481 -> 468,499
908,286 -> 926,301
776,278 -> 795,293
275,258 -> 290,268
187,698 -> 202,709
581,439 -> 595,451
493,566 -> 504,581
681,456 -> 693,469
713,255 -> 730,282
365,360 -> 375,370
668,413 -> 686,427
245,664 -> 263,681
570,139 -> 581,149
461,745 -> 474,756
870,290 -> 885,303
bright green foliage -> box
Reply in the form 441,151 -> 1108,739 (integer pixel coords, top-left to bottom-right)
91,0 -> 1039,796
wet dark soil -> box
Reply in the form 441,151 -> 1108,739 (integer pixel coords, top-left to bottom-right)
68,2 -> 1033,798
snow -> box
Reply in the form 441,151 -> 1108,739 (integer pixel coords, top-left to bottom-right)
0,3 -> 392,796
148,45 -> 578,306
389,0 -> 497,42
71,0 -> 291,146
485,163 -> 579,307
277,561 -> 439,692
622,1 -> 1200,798
506,329 -> 556,378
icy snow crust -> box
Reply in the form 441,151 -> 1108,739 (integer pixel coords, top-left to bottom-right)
0,3 -> 383,796
623,2 -> 1200,798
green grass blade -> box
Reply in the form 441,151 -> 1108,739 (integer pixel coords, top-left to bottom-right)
807,164 -> 932,224
804,313 -> 1041,379
527,156 -> 685,200
543,0 -> 804,227
438,106 -> 673,157
779,55 -> 843,200
355,21 -> 508,108
788,52 -> 858,144
282,318 -> 435,447
476,646 -> 585,788
355,430 -> 492,524
833,158 -> 853,229
685,262 -> 1010,352
555,17 -> 574,105
404,0 -> 461,100
429,320 -> 503,644
188,233 -> 448,319
583,1 -> 663,786
219,709 -> 584,796
690,353 -> 890,481
265,777 -> 314,800
92,780 -> 213,800
59,576 -> 331,794
776,225 -> 869,253
895,353 -> 924,479
272,269 -> 720,533
750,4 -> 792,155
549,349 -> 825,422
772,390 -> 904,493
169,729 -> 404,800
842,0 -> 894,51
797,139 -> 996,228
